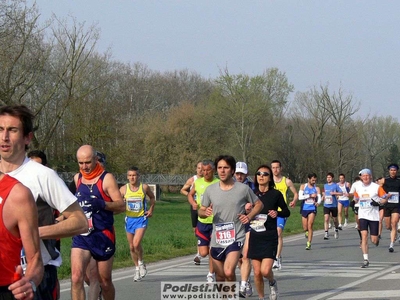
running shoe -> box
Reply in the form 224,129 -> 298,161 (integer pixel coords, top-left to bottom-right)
245,280 -> 253,297
276,256 -> 282,270
139,263 -> 147,279
206,273 -> 215,284
338,224 -> 343,230
344,219 -> 348,227
361,260 -> 369,268
389,246 -> 394,253
334,230 -> 339,239
133,269 -> 141,282
328,222 -> 332,229
355,224 -> 358,229
305,231 -> 309,238
239,285 -> 246,298
324,232 -> 329,240
269,280 -> 278,300
194,255 -> 201,265
272,259 -> 279,269
305,241 -> 311,250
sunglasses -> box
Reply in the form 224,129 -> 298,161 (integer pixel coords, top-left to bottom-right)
256,171 -> 270,176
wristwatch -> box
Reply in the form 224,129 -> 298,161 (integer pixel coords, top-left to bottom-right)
29,280 -> 37,293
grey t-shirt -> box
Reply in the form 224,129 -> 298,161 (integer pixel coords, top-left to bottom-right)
202,181 -> 259,248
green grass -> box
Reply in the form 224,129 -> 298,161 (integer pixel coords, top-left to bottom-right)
57,192 -> 355,279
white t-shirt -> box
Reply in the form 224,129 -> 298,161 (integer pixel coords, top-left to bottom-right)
351,181 -> 385,221
7,157 -> 77,266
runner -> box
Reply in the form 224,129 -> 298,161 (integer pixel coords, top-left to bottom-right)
298,173 -> 321,250
271,160 -> 298,270
198,155 -> 263,285
248,164 -> 290,300
0,104 -> 88,300
71,145 -> 125,300
380,164 -> 400,252
234,161 -> 254,298
322,173 -> 342,240
351,169 -> 388,268
120,166 -> 155,281
181,161 -> 203,264
188,160 -> 219,283
337,173 -> 351,229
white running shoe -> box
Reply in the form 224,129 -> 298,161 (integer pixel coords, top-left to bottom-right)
277,256 -> 282,270
324,232 -> 329,240
334,230 -> 339,239
239,285 -> 246,298
328,223 -> 332,229
272,259 -> 279,269
344,219 -> 348,227
206,273 -> 215,283
133,269 -> 141,282
269,280 -> 278,300
139,263 -> 147,279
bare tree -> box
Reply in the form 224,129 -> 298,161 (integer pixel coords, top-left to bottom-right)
0,0 -> 48,104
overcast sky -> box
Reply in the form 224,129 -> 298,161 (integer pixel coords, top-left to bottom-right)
30,0 -> 400,119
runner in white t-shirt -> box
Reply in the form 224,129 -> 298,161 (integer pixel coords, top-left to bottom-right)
350,169 -> 388,268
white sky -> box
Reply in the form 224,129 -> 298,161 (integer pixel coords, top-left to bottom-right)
30,0 -> 400,119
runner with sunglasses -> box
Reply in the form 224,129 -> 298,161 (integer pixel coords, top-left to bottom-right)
248,164 -> 290,300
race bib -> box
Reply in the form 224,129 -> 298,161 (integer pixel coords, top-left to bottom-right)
215,222 -> 236,246
359,194 -> 371,209
325,195 -> 333,205
250,214 -> 268,232
305,197 -> 315,204
388,192 -> 399,204
126,197 -> 143,212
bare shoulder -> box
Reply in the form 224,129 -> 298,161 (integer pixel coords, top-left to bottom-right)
9,182 -> 34,205
119,184 -> 127,194
286,177 -> 295,186
185,176 -> 195,185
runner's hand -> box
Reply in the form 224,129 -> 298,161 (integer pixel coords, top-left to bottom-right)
238,213 -> 250,224
205,205 -> 213,217
91,198 -> 106,211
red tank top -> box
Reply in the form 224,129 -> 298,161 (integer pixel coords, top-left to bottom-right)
0,175 -> 22,286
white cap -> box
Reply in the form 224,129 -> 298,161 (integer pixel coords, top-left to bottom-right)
236,162 -> 248,174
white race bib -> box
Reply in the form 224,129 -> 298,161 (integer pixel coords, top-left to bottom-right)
359,194 -> 371,209
215,222 -> 236,246
325,195 -> 333,205
388,192 -> 399,204
250,214 -> 268,232
126,197 -> 142,212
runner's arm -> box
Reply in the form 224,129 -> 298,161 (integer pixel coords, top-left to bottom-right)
144,184 -> 156,217
180,177 -> 194,196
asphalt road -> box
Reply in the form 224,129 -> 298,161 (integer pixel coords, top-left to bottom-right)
60,223 -> 400,299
